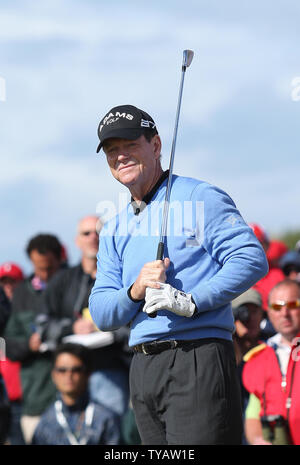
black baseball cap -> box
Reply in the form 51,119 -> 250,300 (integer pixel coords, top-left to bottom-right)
96,104 -> 158,153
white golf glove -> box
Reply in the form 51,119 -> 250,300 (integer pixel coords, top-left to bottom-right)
143,283 -> 196,317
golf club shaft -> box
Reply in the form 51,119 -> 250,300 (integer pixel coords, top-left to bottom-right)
156,65 -> 187,261
149,50 -> 194,318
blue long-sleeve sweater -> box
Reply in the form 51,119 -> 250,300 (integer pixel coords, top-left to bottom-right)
89,174 -> 268,347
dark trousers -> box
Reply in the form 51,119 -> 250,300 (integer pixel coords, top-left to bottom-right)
130,338 -> 243,445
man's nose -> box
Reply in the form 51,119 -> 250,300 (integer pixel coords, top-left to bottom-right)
117,151 -> 130,160
280,305 -> 290,317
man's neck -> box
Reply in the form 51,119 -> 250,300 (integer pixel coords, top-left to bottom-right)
81,257 -> 97,278
61,393 -> 79,406
280,333 -> 297,348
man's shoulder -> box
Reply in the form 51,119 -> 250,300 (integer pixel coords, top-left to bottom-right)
32,403 -> 58,444
242,342 -> 278,392
47,264 -> 83,286
172,174 -> 207,190
243,343 -> 268,363
172,175 -> 227,199
11,277 -> 40,312
13,277 -> 32,295
36,402 -> 57,426
92,401 -> 118,420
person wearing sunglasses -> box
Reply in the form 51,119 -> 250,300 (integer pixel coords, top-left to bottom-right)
242,279 -> 300,445
36,215 -> 132,419
32,343 -> 120,445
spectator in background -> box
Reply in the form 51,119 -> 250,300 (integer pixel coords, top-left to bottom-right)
232,288 -> 264,367
38,216 -> 132,418
266,240 -> 288,270
0,287 -> 11,445
0,262 -> 24,301
32,343 -> 120,445
249,223 -> 286,311
0,285 -> 10,335
279,250 -> 300,283
231,288 -> 264,442
243,279 -> 300,445
0,367 -> 10,445
0,262 -> 24,444
4,233 -> 64,444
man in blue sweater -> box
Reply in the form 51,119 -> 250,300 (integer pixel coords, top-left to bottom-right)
89,104 -> 268,445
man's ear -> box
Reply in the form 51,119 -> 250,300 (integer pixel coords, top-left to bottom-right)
152,134 -> 162,160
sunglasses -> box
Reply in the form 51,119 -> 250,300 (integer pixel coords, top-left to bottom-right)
80,230 -> 98,236
269,300 -> 300,311
54,366 -> 86,374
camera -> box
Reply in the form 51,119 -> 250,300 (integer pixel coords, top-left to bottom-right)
261,415 -> 290,445
232,305 -> 249,323
34,314 -> 72,353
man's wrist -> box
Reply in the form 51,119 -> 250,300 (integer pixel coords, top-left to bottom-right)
191,296 -> 198,315
128,284 -> 144,303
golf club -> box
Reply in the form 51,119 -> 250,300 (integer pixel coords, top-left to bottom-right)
148,49 -> 194,318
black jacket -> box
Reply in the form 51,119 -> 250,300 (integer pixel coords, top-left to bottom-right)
0,287 -> 10,335
4,277 -> 56,415
40,264 -> 132,372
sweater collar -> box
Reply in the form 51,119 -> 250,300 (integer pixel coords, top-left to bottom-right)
130,170 -> 169,216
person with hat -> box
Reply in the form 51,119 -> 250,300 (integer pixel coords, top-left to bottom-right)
231,288 -> 264,444
0,262 -> 24,444
38,215 -> 132,418
232,288 -> 264,367
3,233 -> 64,444
279,250 -> 300,282
89,104 -> 268,445
0,262 -> 24,302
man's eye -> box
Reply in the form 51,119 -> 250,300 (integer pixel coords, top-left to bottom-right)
107,150 -> 117,157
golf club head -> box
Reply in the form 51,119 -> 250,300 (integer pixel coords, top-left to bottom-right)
183,49 -> 194,68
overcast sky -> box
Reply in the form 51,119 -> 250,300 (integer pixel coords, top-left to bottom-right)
1,0 -> 300,273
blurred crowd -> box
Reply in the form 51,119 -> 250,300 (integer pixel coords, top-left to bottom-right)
0,218 -> 300,445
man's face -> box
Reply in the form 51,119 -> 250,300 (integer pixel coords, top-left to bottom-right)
76,216 -> 99,259
29,250 -> 61,282
52,353 -> 88,399
0,277 -> 19,300
268,284 -> 300,341
103,135 -> 161,191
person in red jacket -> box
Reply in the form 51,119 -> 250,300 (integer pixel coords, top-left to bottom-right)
249,223 -> 286,311
0,262 -> 24,444
242,279 -> 300,445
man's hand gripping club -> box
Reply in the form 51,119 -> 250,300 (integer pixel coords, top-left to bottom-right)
143,283 -> 195,317
130,258 -> 195,318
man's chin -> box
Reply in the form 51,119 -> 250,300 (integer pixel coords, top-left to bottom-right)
85,251 -> 98,259
118,175 -> 138,187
